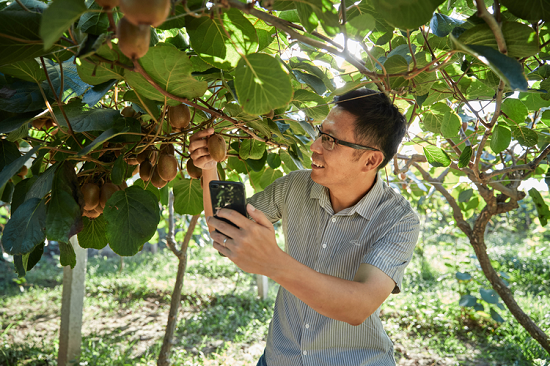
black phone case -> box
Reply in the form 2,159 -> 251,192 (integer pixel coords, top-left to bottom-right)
209,180 -> 247,229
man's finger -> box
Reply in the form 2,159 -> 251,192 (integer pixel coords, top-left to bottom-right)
207,216 -> 241,238
190,127 -> 215,141
213,240 -> 232,257
247,204 -> 272,229
216,208 -> 249,228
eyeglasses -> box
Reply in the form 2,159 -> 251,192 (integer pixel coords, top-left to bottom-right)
315,125 -> 382,153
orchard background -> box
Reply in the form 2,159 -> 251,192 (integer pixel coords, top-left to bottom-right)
0,0 -> 549,364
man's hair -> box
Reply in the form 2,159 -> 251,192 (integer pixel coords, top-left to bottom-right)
334,88 -> 407,169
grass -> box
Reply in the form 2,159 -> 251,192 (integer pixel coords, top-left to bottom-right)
1,222 -> 549,366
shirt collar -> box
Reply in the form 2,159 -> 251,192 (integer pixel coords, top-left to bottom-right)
309,173 -> 384,220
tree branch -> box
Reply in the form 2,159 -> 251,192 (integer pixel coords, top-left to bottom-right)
165,190 -> 180,257
475,0 -> 507,54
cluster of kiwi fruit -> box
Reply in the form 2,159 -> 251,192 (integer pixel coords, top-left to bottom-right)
94,0 -> 171,60
135,143 -> 178,188
81,181 -> 123,218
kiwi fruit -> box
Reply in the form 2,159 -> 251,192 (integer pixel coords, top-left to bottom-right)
82,183 -> 100,211
121,106 -> 137,118
117,17 -> 150,60
119,0 -> 171,27
132,164 -> 140,176
186,159 -> 202,179
151,167 -> 167,188
157,154 -> 178,182
84,208 -> 101,219
125,155 -> 139,165
32,118 -> 46,129
140,159 -> 153,181
137,148 -> 153,163
162,143 -> 175,156
168,104 -> 191,130
100,183 -> 120,208
17,165 -> 28,179
208,134 -> 227,162
95,0 -> 119,8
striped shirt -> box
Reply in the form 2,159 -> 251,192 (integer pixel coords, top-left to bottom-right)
248,169 -> 420,366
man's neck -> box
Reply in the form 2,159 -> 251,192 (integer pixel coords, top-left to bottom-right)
328,173 -> 377,213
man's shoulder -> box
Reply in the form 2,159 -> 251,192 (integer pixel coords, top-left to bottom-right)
378,182 -> 419,221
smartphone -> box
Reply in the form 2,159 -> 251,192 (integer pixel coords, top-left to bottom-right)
209,180 -> 247,229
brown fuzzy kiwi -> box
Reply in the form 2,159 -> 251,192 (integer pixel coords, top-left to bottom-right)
132,164 -> 140,176
157,154 -> 178,182
137,148 -> 152,163
17,165 -> 28,179
117,17 -> 150,60
95,0 -> 119,8
95,204 -> 104,215
186,159 -> 202,179
121,106 -> 136,118
100,183 -> 120,208
82,183 -> 100,211
168,104 -> 191,129
119,181 -> 128,190
139,159 -> 153,181
119,0 -> 171,27
208,134 -> 227,162
84,208 -> 101,219
125,156 -> 139,165
162,143 -> 175,156
151,167 -> 167,188
32,118 -> 46,129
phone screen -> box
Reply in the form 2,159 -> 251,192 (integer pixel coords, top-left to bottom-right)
209,181 -> 247,228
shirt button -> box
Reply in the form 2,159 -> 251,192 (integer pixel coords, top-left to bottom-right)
305,324 -> 310,329
303,351 -> 308,356
322,244 -> 327,248
331,217 -> 336,223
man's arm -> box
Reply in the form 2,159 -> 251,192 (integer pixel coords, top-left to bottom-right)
208,205 -> 396,326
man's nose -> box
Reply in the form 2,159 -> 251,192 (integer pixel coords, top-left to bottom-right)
310,136 -> 323,154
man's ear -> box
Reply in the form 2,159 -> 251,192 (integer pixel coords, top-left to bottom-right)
363,151 -> 384,171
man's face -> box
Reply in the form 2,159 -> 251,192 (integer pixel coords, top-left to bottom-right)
310,106 -> 373,190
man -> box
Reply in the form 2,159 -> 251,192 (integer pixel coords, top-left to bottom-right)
189,88 -> 420,366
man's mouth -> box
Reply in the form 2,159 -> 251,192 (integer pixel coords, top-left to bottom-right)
312,161 -> 325,168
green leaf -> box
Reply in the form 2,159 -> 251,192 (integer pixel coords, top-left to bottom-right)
0,59 -> 45,83
490,308 -> 505,323
186,8 -> 258,69
267,153 -> 281,169
111,154 -> 128,185
53,101 -> 121,132
39,0 -> 87,50
512,126 -> 538,147
346,13 -> 375,39
422,112 -> 443,134
45,162 -> 83,243
457,22 -> 539,58
173,179 -> 204,215
122,90 -> 161,119
239,140 -> 266,160
441,110 -> 461,138
480,288 -> 499,304
14,255 -> 27,277
292,89 -> 330,121
529,188 -> 550,226
77,2 -> 118,35
519,91 -> 550,111
133,178 -> 161,201
259,167 -> 283,189
0,140 -> 21,171
59,241 -> 76,268
499,0 -> 550,21
458,146 -> 472,168
2,197 -> 46,255
76,44 -> 126,85
423,145 -> 451,167
26,242 -> 44,271
77,117 -> 140,155
25,163 -> 59,200
295,1 -> 319,34
0,145 -> 40,190
0,11 -> 57,67
0,79 -> 51,113
0,112 -> 37,134
234,53 -> 293,115
430,13 -> 465,37
451,37 -> 528,91
125,44 -> 208,103
490,124 -> 511,153
296,0 -> 340,36
227,156 -> 247,174
104,186 -> 160,256
372,0 -> 445,29
248,168 -> 265,192
459,294 -> 477,307
12,178 -> 35,214
500,98 -> 528,124
455,271 -> 472,281
78,215 -> 108,249
458,188 -> 474,203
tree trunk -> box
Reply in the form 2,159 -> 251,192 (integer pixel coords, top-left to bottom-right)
157,206 -> 200,366
470,211 -> 550,354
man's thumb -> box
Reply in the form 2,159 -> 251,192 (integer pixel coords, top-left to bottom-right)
247,204 -> 270,227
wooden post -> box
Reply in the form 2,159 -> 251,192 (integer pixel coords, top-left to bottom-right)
58,236 -> 87,366
256,274 -> 268,300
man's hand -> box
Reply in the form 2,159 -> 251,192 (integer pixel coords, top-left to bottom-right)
207,204 -> 285,275
188,127 -> 216,171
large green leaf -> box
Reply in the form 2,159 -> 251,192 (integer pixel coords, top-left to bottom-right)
490,124 -> 511,153
372,0 -> 445,30
77,2 -> 119,35
292,89 -> 330,121
59,241 -> 76,268
104,186 -> 160,256
423,145 -> 451,167
39,0 -> 87,50
186,9 -> 258,69
239,140 -> 266,160
122,90 -> 161,119
296,0 -> 340,36
2,197 -> 47,255
519,91 -> 550,111
0,59 -> 45,83
234,53 -> 293,115
125,44 -> 208,103
529,187 -> 550,226
512,126 -> 538,146
0,112 -> 37,134
45,162 -> 83,243
78,215 -> 108,249
440,110 -> 461,138
430,13 -> 465,37
0,79 -> 52,113
259,167 -> 283,189
173,178 -> 204,215
0,145 -> 40,190
25,163 -> 59,200
457,22 -> 539,58
77,118 -> 140,155
452,37 -> 528,91
500,98 -> 528,124
499,0 -> 550,21
76,45 -> 126,85
0,140 -> 21,171
52,101 -> 122,132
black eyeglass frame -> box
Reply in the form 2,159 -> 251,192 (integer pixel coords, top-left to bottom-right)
315,125 -> 382,154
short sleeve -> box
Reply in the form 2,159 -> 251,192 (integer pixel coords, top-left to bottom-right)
246,173 -> 291,224
362,212 -> 420,293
